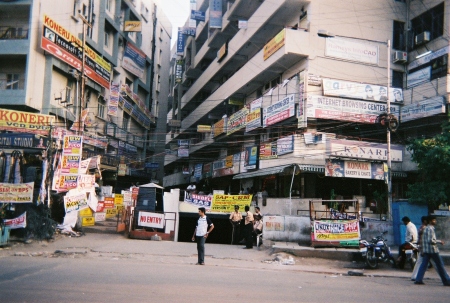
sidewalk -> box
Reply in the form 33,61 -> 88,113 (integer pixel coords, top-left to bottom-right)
1,232 -> 449,282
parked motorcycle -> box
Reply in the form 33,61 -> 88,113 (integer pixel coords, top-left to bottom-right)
398,241 -> 418,269
359,231 -> 396,269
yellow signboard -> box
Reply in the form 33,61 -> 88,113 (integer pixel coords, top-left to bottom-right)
210,194 -> 252,213
81,217 -> 95,226
0,109 -> 54,136
263,29 -> 286,61
106,208 -> 117,218
79,207 -> 93,217
124,21 -> 142,32
114,194 -> 124,205
197,125 -> 212,133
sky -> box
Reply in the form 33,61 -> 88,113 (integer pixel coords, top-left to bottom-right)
158,0 -> 190,47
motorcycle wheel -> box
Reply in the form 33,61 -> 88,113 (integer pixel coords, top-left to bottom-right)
409,252 -> 417,270
366,249 -> 378,269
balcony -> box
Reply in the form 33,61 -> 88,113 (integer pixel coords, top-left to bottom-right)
0,26 -> 28,40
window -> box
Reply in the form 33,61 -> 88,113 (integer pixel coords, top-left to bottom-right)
393,21 -> 405,51
392,70 -> 403,89
411,2 -> 444,46
122,114 -> 130,131
104,32 -> 110,48
97,102 -> 105,119
106,0 -> 112,12
82,4 -> 87,17
73,0 -> 79,17
6,74 -> 19,90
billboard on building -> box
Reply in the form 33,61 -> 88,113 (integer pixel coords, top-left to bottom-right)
122,42 -> 146,78
0,109 -> 54,136
325,37 -> 379,65
400,96 -> 445,122
41,15 -> 111,89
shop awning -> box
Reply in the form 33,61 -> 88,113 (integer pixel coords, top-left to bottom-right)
233,164 -> 298,180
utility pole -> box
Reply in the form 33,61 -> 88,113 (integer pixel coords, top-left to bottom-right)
78,14 -> 92,136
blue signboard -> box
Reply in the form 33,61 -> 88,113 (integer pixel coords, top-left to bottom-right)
177,29 -> 185,55
209,0 -> 222,29
0,133 -> 47,149
191,10 -> 205,21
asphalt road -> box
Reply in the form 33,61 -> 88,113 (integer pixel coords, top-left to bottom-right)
1,245 -> 449,303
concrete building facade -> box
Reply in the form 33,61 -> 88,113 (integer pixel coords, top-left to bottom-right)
0,0 -> 171,187
163,0 -> 449,221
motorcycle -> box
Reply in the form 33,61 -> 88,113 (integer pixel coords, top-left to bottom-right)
359,231 -> 396,269
398,241 -> 418,269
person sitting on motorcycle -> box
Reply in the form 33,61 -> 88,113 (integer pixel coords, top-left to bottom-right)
397,216 -> 418,268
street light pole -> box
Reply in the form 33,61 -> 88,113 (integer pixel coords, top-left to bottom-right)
318,30 -> 393,219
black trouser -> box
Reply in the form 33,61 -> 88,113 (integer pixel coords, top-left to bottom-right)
231,222 -> 240,245
244,223 -> 253,248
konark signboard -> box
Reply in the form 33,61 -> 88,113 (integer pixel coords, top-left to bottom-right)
41,15 -> 111,89
326,139 -> 403,162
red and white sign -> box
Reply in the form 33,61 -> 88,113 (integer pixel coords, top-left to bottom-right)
263,94 -> 295,127
137,211 -> 165,229
3,212 -> 27,229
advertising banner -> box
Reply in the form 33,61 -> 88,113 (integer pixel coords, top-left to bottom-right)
263,29 -> 285,61
297,70 -> 307,128
56,175 -> 79,192
3,212 -> 26,229
277,135 -> 294,156
64,192 -> 88,214
124,21 -> 142,32
210,194 -> 253,213
104,197 -> 115,209
312,219 -> 360,242
78,174 -> 96,190
322,78 -> 403,103
175,60 -> 184,83
0,109 -> 54,136
263,94 -> 295,127
122,42 -> 146,78
177,29 -> 185,55
325,159 -> 385,180
137,211 -> 165,228
0,133 -> 47,149
194,163 -> 203,178
245,108 -> 261,132
326,139 -> 403,162
407,66 -> 431,88
227,106 -> 249,135
41,15 -> 111,89
184,192 -> 212,209
63,135 -> 83,155
400,96 -> 445,122
191,10 -> 205,21
306,95 -> 400,124
213,119 -> 226,137
108,83 -> 120,116
61,155 -> 82,174
0,183 -> 34,203
325,37 -> 379,65
244,146 -> 258,169
260,143 -> 277,160
209,0 -> 223,29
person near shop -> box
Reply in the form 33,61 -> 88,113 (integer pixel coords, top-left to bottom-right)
253,206 -> 263,246
414,215 -> 450,286
411,216 -> 436,281
229,205 -> 242,245
397,216 -> 418,268
191,207 -> 214,265
243,205 -> 254,249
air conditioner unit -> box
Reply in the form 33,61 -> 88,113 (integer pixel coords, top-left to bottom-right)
393,51 -> 407,64
415,31 -> 430,46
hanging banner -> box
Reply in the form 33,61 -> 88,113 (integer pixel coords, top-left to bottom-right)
3,212 -> 27,229
210,194 -> 252,213
209,0 -> 223,29
63,135 -> 83,155
175,60 -> 184,83
322,78 -> 403,103
263,94 -> 295,127
177,29 -> 185,55
297,70 -> 307,128
277,135 -> 294,155
56,175 -> 79,192
122,42 -> 146,78
312,219 -> 360,242
0,183 -> 34,203
0,133 -> 48,149
64,192 -> 88,214
191,10 -> 205,21
184,193 -> 212,209
0,109 -> 54,136
227,106 -> 249,135
41,15 -> 111,89
260,143 -> 277,160
124,21 -> 142,32
61,155 -> 82,174
244,146 -> 258,169
263,29 -> 286,61
245,108 -> 261,132
108,83 -> 120,116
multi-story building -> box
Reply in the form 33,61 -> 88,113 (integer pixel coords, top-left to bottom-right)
164,0 -> 449,221
0,0 -> 171,188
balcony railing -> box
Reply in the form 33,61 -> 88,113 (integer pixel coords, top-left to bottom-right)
0,27 -> 29,40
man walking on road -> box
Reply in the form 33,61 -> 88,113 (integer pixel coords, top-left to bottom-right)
414,215 -> 450,286
192,207 -> 214,265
